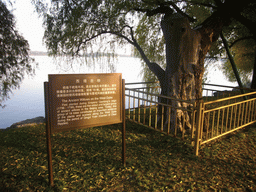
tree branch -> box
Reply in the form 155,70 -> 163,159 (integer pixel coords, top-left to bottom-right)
232,14 -> 256,34
126,26 -> 165,81
229,36 -> 254,48
75,25 -> 135,55
166,1 -> 196,22
196,10 -> 231,43
134,1 -> 196,22
76,26 -> 165,81
134,6 -> 173,17
187,1 -> 217,9
133,42 -> 165,82
128,26 -> 165,81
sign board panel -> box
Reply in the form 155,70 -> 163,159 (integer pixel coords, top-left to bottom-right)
48,73 -> 122,133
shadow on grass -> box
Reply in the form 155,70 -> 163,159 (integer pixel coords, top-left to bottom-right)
0,124 -> 47,154
0,122 -> 255,191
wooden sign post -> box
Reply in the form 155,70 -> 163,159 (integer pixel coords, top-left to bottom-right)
44,73 -> 126,187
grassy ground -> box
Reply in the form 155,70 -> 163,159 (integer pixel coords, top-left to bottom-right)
0,121 -> 255,191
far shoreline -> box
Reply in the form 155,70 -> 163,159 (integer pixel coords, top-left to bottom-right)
0,116 -> 45,131
29,51 -> 136,57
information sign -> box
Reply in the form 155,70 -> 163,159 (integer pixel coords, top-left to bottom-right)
48,73 -> 122,133
44,73 -> 126,187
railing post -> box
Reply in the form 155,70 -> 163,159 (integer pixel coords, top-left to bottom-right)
195,100 -> 203,156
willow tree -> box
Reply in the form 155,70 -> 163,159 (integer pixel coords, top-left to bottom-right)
33,0 -> 255,131
220,10 -> 256,88
222,36 -> 255,86
0,0 -> 35,107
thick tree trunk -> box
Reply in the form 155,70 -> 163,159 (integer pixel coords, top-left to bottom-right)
160,14 -> 202,132
251,47 -> 256,90
133,10 -> 228,133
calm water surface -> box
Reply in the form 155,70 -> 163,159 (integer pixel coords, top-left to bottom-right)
0,56 -> 237,129
0,56 -> 143,128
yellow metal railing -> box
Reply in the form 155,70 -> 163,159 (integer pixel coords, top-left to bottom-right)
195,91 -> 256,155
125,85 -> 195,140
202,83 -> 252,100
125,82 -> 256,156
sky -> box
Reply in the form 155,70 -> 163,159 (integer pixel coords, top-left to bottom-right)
12,0 -> 46,52
11,0 -> 132,55
8,0 -> 238,86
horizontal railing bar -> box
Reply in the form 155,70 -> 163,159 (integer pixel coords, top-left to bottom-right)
203,83 -> 255,91
125,94 -> 194,112
203,83 -> 239,89
128,88 -> 247,96
126,81 -> 255,91
126,82 -> 237,89
129,87 -> 215,91
125,87 -> 195,104
126,86 -> 161,90
126,81 -> 252,89
204,91 -> 256,105
204,97 -> 256,113
202,88 -> 232,92
126,82 -> 255,91
125,81 -> 159,85
201,120 -> 256,145
130,87 -> 234,93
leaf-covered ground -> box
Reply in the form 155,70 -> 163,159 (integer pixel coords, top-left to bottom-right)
0,121 -> 255,191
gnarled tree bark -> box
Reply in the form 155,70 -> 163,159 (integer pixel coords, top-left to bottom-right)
160,13 -> 201,132
155,11 -> 229,132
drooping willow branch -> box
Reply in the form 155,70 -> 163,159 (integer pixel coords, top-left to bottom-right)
76,25 -> 165,81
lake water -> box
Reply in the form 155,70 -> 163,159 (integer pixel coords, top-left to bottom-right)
0,56 -> 237,129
